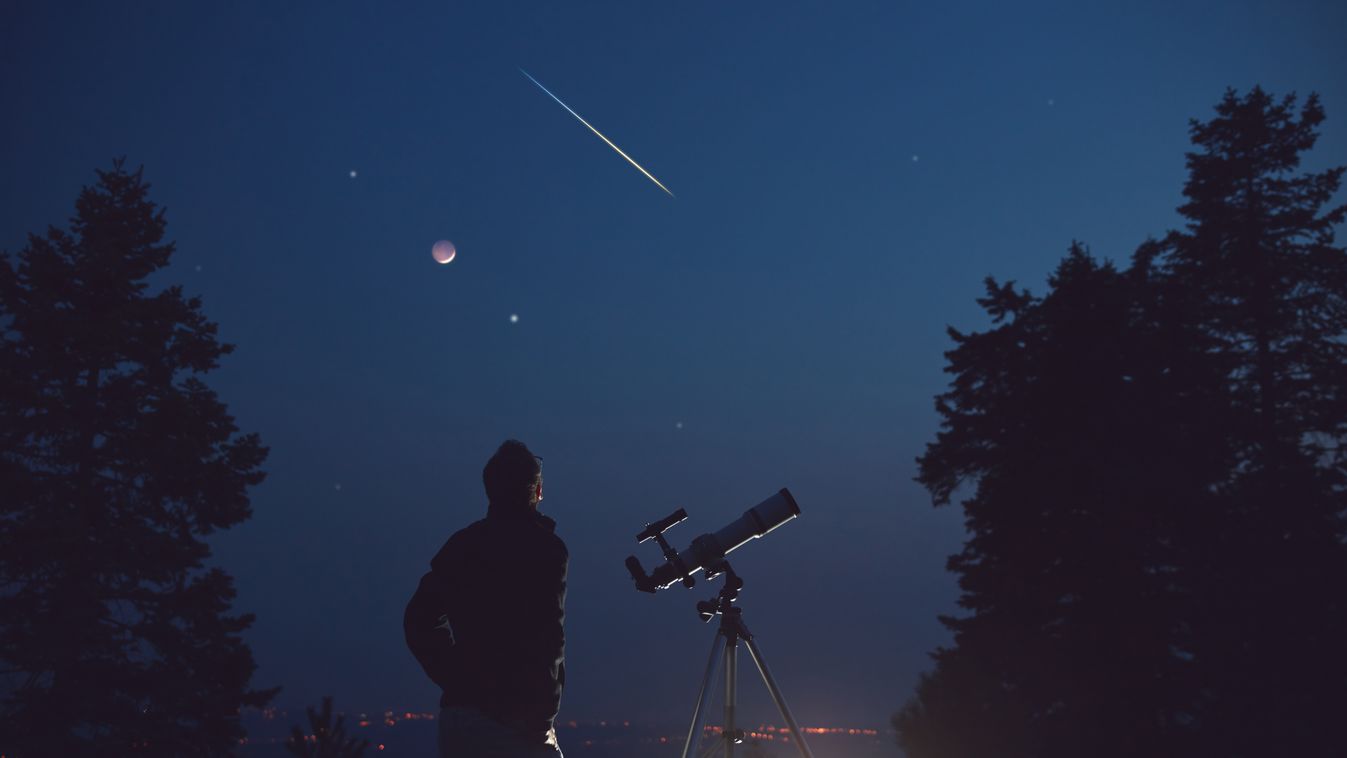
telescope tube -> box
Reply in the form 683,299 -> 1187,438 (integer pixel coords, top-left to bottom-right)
646,489 -> 800,590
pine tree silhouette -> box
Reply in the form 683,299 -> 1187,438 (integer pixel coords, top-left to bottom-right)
895,246 -> 1201,758
895,87 -> 1347,757
0,160 -> 277,754
284,697 -> 369,758
1156,86 -> 1347,756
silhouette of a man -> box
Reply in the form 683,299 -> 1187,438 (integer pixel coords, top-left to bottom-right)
405,440 -> 567,757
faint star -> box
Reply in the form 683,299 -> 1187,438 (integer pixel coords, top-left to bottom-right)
349,170 -> 358,178
675,421 -> 684,430
509,314 -> 519,323
334,483 -> 342,491
194,265 -> 202,272
1047,98 -> 1055,106
911,155 -> 919,162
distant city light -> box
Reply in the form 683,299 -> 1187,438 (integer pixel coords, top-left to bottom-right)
249,708 -> 881,752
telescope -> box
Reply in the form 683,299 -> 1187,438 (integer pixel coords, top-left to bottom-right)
625,488 -> 800,593
624,488 -> 816,757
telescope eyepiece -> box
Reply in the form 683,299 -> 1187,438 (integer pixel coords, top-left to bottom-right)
625,555 -> 657,593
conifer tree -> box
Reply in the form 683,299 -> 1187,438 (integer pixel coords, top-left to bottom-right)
284,697 -> 369,758
894,246 -> 1205,758
1156,87 -> 1347,755
895,87 -> 1347,758
0,160 -> 277,755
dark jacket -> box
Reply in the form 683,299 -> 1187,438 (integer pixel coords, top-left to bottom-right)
404,503 -> 568,741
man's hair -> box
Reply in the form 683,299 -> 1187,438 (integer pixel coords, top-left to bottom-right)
482,439 -> 543,506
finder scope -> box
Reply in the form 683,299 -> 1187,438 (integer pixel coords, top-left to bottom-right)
625,488 -> 801,593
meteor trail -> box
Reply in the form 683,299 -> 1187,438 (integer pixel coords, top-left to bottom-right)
519,68 -> 674,198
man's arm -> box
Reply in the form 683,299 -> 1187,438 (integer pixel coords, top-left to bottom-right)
404,566 -> 457,690
540,547 -> 567,690
512,541 -> 568,735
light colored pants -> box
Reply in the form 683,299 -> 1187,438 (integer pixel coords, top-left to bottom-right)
437,706 -> 563,758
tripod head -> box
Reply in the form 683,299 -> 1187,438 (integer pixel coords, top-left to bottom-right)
695,560 -> 744,623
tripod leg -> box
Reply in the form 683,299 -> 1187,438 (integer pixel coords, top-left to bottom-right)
681,632 -> 726,758
725,640 -> 737,758
742,635 -> 815,758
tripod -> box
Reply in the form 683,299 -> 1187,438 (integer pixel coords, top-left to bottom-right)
680,563 -> 814,758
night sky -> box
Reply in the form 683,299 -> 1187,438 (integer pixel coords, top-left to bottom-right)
4,0 -> 1345,732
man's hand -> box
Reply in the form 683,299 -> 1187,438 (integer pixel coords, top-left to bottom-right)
433,614 -> 457,644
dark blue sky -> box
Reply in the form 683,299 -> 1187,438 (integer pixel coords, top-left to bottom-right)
4,0 -> 1345,731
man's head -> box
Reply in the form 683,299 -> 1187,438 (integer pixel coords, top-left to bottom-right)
482,439 -> 543,510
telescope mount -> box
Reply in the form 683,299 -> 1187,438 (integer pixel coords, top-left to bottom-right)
679,561 -> 815,758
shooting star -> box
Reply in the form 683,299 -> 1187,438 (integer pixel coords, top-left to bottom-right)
519,68 -> 674,198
